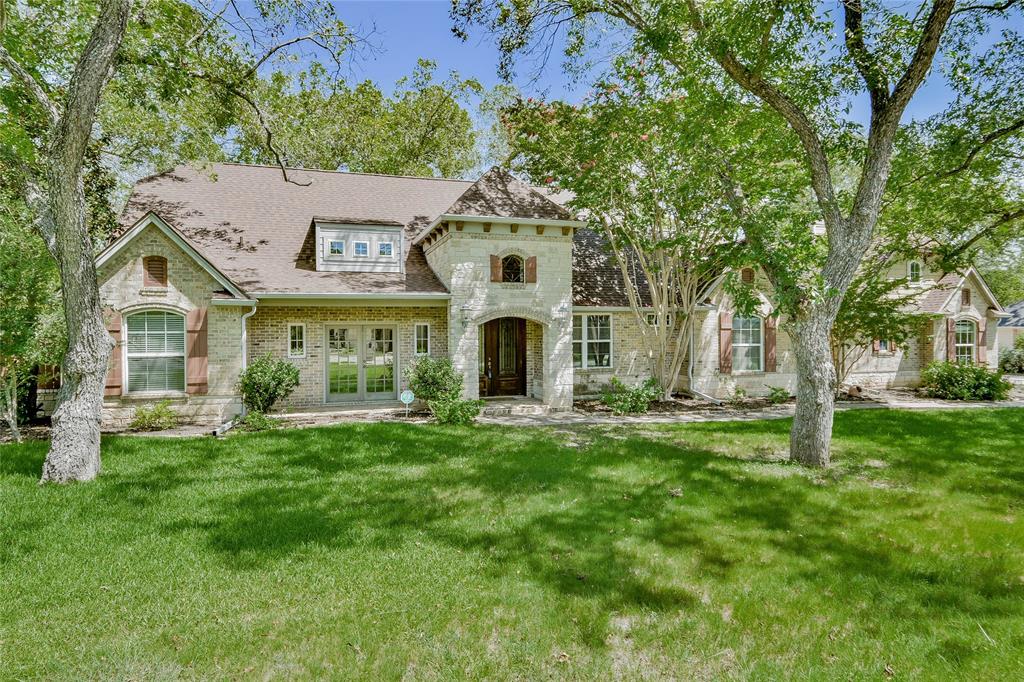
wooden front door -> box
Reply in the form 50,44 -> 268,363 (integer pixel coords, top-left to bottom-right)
479,317 -> 526,397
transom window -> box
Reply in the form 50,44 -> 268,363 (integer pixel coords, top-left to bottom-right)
955,320 -> 976,364
328,240 -> 345,256
908,261 -> 922,283
126,310 -> 185,393
573,314 -> 612,368
288,323 -> 306,358
415,323 -> 430,356
732,315 -> 763,372
354,241 -> 369,257
378,242 -> 394,258
501,255 -> 524,283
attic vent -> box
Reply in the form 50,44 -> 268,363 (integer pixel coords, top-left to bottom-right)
741,268 -> 755,284
143,255 -> 167,287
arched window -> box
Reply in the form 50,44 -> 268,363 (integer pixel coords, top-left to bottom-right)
732,315 -> 763,372
908,261 -> 922,283
954,320 -> 976,364
126,310 -> 186,392
501,254 -> 524,283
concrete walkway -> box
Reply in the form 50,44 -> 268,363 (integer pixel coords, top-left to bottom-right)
477,399 -> 1024,427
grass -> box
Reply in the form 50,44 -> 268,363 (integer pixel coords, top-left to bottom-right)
2,409 -> 1023,679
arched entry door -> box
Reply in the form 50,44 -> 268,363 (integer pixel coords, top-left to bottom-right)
479,317 -> 526,396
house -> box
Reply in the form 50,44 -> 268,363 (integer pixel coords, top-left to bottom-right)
92,163 -> 1009,425
998,301 -> 1024,353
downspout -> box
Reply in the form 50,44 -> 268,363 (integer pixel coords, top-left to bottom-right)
239,301 -> 258,416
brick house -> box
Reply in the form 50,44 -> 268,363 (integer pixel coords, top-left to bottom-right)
93,163 -> 1009,425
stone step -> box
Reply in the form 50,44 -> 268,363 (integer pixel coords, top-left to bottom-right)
479,401 -> 550,417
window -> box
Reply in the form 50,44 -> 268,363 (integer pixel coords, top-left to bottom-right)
646,313 -> 674,327
415,323 -> 430,356
732,315 -> 763,372
378,242 -> 394,258
126,310 -> 185,393
876,339 -> 891,353
961,289 -> 971,306
288,323 -> 306,358
573,314 -> 612,368
142,255 -> 167,287
908,261 -> 922,283
501,254 -> 524,283
354,241 -> 369,257
329,240 -> 345,256
955,320 -> 976,364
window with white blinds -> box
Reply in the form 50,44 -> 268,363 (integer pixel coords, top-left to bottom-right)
126,310 -> 186,392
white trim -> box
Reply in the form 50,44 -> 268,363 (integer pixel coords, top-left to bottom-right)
414,322 -> 431,356
353,241 -> 370,257
732,314 -> 765,373
328,240 -> 345,256
572,313 -> 614,370
378,241 -> 395,259
322,323 -> 400,404
907,260 -> 923,284
416,213 -> 586,244
123,308 -> 188,396
255,292 -> 450,300
288,322 -> 307,359
938,267 -> 1006,315
96,212 -> 251,301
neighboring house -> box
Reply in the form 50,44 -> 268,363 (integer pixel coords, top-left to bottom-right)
998,301 -> 1024,353
85,163 -> 1009,425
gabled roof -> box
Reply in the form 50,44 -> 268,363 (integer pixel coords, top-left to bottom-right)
1000,301 -> 1024,328
443,167 -> 574,222
97,211 -> 251,300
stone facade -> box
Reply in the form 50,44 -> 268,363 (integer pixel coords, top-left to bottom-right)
246,303 -> 448,410
96,223 -> 245,426
423,221 -> 574,410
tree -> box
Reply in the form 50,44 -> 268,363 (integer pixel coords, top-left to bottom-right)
453,0 -> 1024,466
0,0 -> 354,481
231,59 -> 483,177
505,60 -> 746,399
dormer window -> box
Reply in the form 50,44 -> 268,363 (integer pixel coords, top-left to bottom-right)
378,242 -> 394,258
908,261 -> 922,283
354,241 -> 369,257
501,255 -> 524,283
315,220 -> 403,274
329,240 -> 345,256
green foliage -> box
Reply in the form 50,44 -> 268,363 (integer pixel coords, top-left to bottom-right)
235,411 -> 280,432
729,387 -> 748,408
600,377 -> 661,415
766,386 -> 791,404
426,397 -> 483,425
1017,335 -> 1024,351
920,361 -> 1011,401
238,355 -> 300,414
129,400 -> 179,432
999,348 -> 1024,374
405,357 -> 463,402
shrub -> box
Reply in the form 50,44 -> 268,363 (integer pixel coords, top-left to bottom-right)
236,411 -> 280,432
728,387 -> 748,407
130,400 -> 178,431
601,377 -> 661,415
405,356 -> 462,402
428,397 -> 483,425
1017,334 -> 1024,351
238,354 -> 300,413
1000,348 -> 1024,374
766,386 -> 790,404
920,361 -> 1011,401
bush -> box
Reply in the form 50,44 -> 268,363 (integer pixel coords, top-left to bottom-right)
601,377 -> 661,415
1000,348 -> 1024,374
238,354 -> 300,413
920,361 -> 1011,401
405,356 -> 462,402
1017,335 -> 1024,351
428,397 -> 483,425
765,386 -> 790,404
235,411 -> 280,432
728,387 -> 748,407
130,400 -> 178,431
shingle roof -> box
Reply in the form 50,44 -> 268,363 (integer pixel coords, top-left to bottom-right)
571,228 -> 650,307
1000,300 -> 1024,327
442,167 -> 574,222
919,272 -> 960,313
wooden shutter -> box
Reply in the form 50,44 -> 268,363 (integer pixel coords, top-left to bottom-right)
103,307 -> 122,396
143,255 -> 167,287
525,256 -> 537,283
872,339 -> 881,353
186,307 -> 209,395
978,319 -> 987,364
961,289 -> 971,306
718,311 -> 733,374
946,318 -> 956,362
764,316 -> 777,372
490,254 -> 502,282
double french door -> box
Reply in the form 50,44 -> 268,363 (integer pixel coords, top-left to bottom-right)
326,325 -> 397,402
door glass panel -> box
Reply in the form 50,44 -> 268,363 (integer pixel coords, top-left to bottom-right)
328,327 -> 359,395
499,318 -> 517,376
366,327 -> 395,394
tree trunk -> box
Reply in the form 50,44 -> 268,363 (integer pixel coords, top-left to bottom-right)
2,375 -> 22,443
789,310 -> 837,467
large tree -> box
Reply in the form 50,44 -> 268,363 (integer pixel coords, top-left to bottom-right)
454,0 -> 1024,466
0,0 -> 353,481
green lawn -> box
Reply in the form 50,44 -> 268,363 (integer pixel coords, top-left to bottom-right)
2,410 -> 1023,679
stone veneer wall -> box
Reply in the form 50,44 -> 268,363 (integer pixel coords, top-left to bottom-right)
97,224 -> 245,426
246,304 -> 448,410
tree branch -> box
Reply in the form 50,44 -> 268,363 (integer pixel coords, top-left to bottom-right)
888,0 -> 956,115
0,45 -> 60,126
939,116 -> 1024,178
953,0 -> 1018,14
942,206 -> 1024,262
842,0 -> 889,106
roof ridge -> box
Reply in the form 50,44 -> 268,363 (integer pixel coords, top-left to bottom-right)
212,161 -> 475,184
